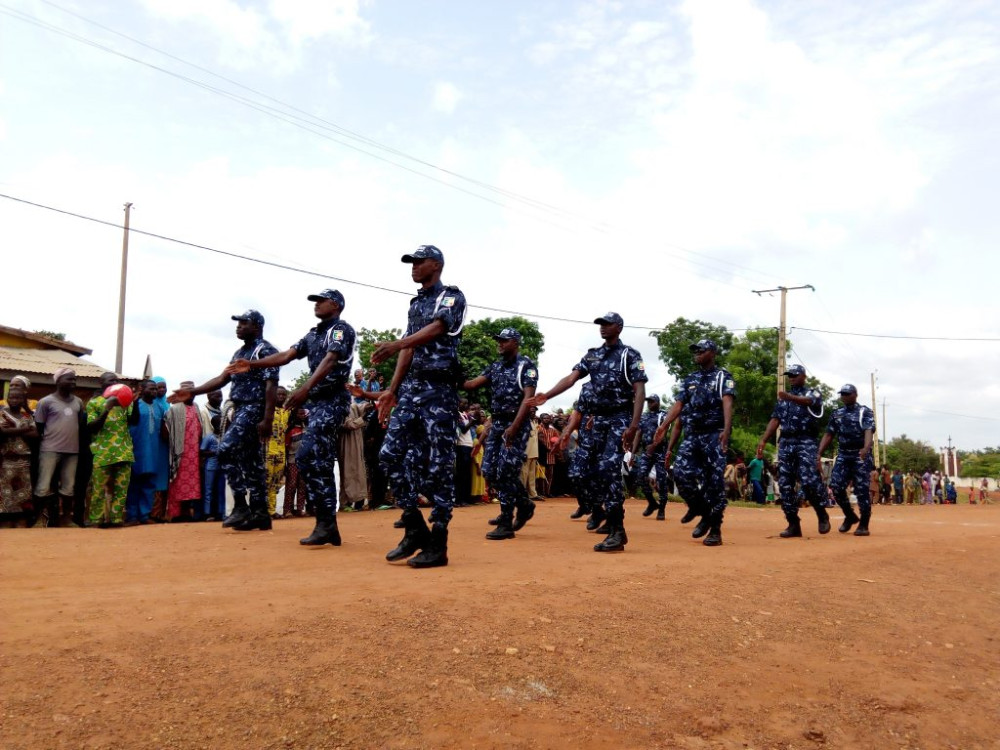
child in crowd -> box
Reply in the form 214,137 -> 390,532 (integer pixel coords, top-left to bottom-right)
200,415 -> 226,521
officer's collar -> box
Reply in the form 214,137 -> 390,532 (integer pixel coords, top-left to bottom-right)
315,316 -> 340,331
417,280 -> 445,297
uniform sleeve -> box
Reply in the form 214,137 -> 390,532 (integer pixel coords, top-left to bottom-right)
861,407 -> 875,431
826,412 -> 838,434
626,348 -> 648,384
770,401 -> 782,421
325,322 -> 354,359
572,354 -> 591,378
260,343 -> 280,382
720,370 -> 737,398
292,335 -> 310,360
432,288 -> 466,335
677,378 -> 691,405
521,359 -> 539,390
479,362 -> 494,383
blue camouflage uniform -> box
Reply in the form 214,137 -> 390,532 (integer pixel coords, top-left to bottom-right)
673,367 -> 737,522
220,338 -> 279,510
379,280 -> 467,525
292,316 -> 356,516
827,403 -> 876,517
771,385 -> 826,517
568,384 -> 597,509
480,354 -> 538,513
633,407 -> 669,504
571,340 -> 647,514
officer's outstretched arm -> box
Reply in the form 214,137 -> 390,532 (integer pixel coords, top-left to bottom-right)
650,399 -> 683,451
372,320 -> 447,364
225,347 -> 298,375
462,375 -> 488,391
531,370 -> 582,406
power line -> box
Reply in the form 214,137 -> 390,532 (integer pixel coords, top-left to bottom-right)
791,326 -> 1000,343
0,1 -> 782,291
0,190 -> 703,331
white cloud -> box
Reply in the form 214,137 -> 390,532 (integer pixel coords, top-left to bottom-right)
431,81 -> 462,114
268,0 -> 370,44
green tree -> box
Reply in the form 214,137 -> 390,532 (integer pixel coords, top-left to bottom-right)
34,330 -> 67,341
957,450 -> 1000,478
357,328 -> 403,386
648,317 -> 734,380
458,317 -> 545,410
884,435 -> 940,473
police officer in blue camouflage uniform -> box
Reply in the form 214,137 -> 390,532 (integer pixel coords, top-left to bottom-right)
172,310 -> 278,531
462,327 -> 538,540
560,383 -> 598,524
818,383 -> 875,536
650,339 -> 735,547
756,364 -> 831,538
374,245 -> 467,569
228,289 -> 357,546
634,394 -> 670,521
532,312 -> 646,552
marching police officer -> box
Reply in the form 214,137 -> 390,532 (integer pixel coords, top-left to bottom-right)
374,245 -> 467,569
171,310 -> 278,531
818,384 -> 875,536
650,339 -> 735,547
227,290 -> 357,546
562,383 -> 598,524
634,394 -> 670,520
462,327 -> 538,540
531,312 -> 647,552
756,364 -> 830,537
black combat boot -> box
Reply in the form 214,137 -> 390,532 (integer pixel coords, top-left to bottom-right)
594,507 -> 627,552
486,508 -> 516,540
853,512 -> 871,536
656,497 -> 667,521
586,504 -> 606,532
386,509 -> 430,561
223,494 -> 250,528
837,500 -> 860,533
512,499 -> 535,531
691,513 -> 712,539
679,502 -> 701,524
569,500 -> 588,519
393,512 -> 406,529
779,512 -> 802,538
813,502 -> 831,534
233,497 -> 273,531
299,509 -> 341,545
703,515 -> 723,546
408,522 -> 448,568
487,513 -> 502,526
642,495 -> 658,517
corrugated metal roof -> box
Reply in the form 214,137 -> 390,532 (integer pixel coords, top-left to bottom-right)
0,346 -> 118,381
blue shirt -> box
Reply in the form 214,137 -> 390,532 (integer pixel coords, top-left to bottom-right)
481,354 -> 538,417
406,281 -> 467,378
677,366 -> 736,432
292,317 -> 356,398
200,433 -> 220,471
638,409 -> 666,449
229,338 -> 280,403
771,384 -> 823,439
826,403 -> 875,450
572,340 -> 647,413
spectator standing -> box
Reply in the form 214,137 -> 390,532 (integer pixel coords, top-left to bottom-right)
521,407 -> 541,501
200,414 -> 226,520
266,386 -> 290,518
746,452 -> 765,505
0,376 -> 36,526
339,400 -> 369,511
454,400 -> 475,506
892,468 -> 904,504
283,408 -> 309,517
32,368 -> 84,527
126,380 -> 164,524
85,372 -> 133,527
164,381 -> 204,521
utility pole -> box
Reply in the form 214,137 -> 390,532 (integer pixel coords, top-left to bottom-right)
115,202 -> 132,374
881,398 -> 888,466
870,371 -> 881,468
751,285 -> 815,398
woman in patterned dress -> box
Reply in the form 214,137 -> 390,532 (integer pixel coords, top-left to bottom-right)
1,376 -> 37,526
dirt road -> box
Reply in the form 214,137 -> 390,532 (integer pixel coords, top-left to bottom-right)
2,501 -> 998,749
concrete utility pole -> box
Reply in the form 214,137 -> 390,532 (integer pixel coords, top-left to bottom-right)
881,398 -> 888,466
870,372 -> 881,468
751,285 -> 815,398
115,202 -> 133,374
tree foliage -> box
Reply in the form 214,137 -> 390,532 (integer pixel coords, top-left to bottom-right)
884,435 -> 941,473
458,317 -> 545,409
957,450 -> 1000,478
648,318 -> 734,380
357,328 -> 403,386
35,330 -> 67,341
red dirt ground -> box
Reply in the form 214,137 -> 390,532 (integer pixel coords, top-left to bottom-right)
2,500 -> 998,749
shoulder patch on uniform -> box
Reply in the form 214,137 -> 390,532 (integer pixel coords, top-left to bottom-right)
637,361 -> 645,370
526,368 -> 537,379
332,330 -> 344,341
725,379 -> 735,389
441,296 -> 456,307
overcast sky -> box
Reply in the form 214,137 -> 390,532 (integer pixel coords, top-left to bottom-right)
1,0 -> 998,451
